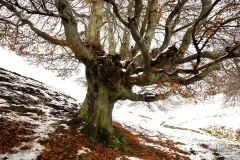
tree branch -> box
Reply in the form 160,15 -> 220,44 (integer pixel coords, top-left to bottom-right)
158,0 -> 188,52
178,0 -> 212,56
54,0 -> 93,61
104,0 -> 129,26
120,89 -> 172,102
85,0 -> 104,47
133,0 -> 142,27
192,0 -> 221,65
106,4 -> 116,54
7,0 -> 59,17
143,0 -> 159,49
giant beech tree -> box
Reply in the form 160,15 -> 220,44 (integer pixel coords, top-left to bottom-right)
0,0 -> 239,147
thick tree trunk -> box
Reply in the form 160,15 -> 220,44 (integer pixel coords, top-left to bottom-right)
79,82 -> 114,140
78,65 -> 120,146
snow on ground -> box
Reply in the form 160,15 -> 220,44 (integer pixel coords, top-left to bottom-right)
0,67 -> 80,160
113,95 -> 240,160
1,49 -> 240,159
77,147 -> 91,156
163,95 -> 240,131
0,48 -> 86,101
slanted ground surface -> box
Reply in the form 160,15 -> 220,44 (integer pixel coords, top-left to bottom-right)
0,67 -> 240,160
0,67 -> 79,159
0,68 -> 190,160
113,96 -> 240,160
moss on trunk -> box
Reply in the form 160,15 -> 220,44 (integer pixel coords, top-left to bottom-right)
78,64 -> 124,148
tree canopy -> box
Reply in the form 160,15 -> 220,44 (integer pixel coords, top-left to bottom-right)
0,0 -> 239,92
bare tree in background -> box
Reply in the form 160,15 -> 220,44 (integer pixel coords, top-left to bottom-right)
0,0 -> 239,147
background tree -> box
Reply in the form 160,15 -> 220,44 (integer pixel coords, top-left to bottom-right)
0,0 -> 239,147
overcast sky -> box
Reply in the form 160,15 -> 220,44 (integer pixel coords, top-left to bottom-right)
0,47 -> 86,101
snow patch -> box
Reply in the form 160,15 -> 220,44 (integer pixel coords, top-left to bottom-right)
77,147 -> 91,155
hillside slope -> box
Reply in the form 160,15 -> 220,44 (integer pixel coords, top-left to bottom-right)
0,67 -> 80,159
0,68 -> 191,160
113,97 -> 240,160
1,67 -> 240,160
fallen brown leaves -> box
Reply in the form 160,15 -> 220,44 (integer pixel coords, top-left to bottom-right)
0,117 -> 37,154
37,126 -> 122,160
0,106 -> 11,114
0,102 -> 190,160
114,122 -> 190,160
38,122 -> 190,160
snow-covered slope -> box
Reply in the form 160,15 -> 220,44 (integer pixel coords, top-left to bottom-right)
0,49 -> 86,101
1,66 -> 240,160
0,67 -> 80,159
113,97 -> 240,160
